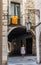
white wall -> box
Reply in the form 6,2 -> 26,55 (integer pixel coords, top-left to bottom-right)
35,0 -> 41,31
34,0 -> 41,63
2,0 -> 8,63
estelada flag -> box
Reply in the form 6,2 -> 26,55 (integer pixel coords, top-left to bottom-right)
11,16 -> 18,24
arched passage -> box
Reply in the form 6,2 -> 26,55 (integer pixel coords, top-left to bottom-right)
8,26 -> 26,42
8,26 -> 35,56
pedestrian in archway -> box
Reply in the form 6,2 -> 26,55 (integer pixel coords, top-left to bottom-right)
21,44 -> 26,58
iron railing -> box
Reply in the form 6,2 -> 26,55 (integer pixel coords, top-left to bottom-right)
3,14 -> 20,26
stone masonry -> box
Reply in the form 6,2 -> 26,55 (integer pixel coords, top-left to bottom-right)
1,0 -> 41,64
0,0 -> 2,65
2,0 -> 8,64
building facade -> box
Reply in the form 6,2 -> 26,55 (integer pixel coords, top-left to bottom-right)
1,0 -> 41,65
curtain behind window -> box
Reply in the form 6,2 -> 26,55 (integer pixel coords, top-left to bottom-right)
11,3 -> 20,18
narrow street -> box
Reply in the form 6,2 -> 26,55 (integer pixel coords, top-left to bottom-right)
7,56 -> 41,65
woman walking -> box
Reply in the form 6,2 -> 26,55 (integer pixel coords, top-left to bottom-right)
21,44 -> 26,58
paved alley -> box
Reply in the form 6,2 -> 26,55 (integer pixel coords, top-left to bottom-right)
7,56 -> 41,65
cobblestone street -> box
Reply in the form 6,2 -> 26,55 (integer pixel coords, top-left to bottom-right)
7,56 -> 41,65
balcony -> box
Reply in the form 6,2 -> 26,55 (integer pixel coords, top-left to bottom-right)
8,15 -> 21,27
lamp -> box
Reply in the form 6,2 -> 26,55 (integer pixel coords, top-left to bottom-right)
25,16 -> 41,32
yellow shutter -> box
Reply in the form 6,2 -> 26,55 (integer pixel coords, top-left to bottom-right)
12,16 -> 18,24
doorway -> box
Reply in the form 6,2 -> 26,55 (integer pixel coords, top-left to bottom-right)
26,37 -> 32,55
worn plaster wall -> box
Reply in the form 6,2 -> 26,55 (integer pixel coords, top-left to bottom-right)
34,0 -> 41,62
0,0 -> 2,65
2,0 -> 8,64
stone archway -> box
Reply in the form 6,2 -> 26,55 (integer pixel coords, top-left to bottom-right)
8,26 -> 26,42
8,25 -> 35,56
8,26 -> 26,56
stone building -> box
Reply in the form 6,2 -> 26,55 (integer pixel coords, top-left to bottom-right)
0,0 -> 41,65
8,0 -> 36,55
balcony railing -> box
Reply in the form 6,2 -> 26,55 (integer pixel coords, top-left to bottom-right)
3,14 -> 20,26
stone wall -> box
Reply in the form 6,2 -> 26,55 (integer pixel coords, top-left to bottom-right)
2,0 -> 8,64
20,0 -> 35,25
39,32 -> 41,61
25,0 -> 36,55
0,0 -> 2,65
34,0 -> 41,63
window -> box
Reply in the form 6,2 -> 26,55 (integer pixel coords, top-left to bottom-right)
11,2 -> 20,24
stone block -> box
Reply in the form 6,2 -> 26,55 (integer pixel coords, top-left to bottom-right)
3,0 -> 7,4
2,26 -> 7,31
2,37 -> 8,45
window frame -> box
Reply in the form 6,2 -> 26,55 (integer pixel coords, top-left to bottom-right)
11,2 -> 20,24
11,2 -> 20,17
